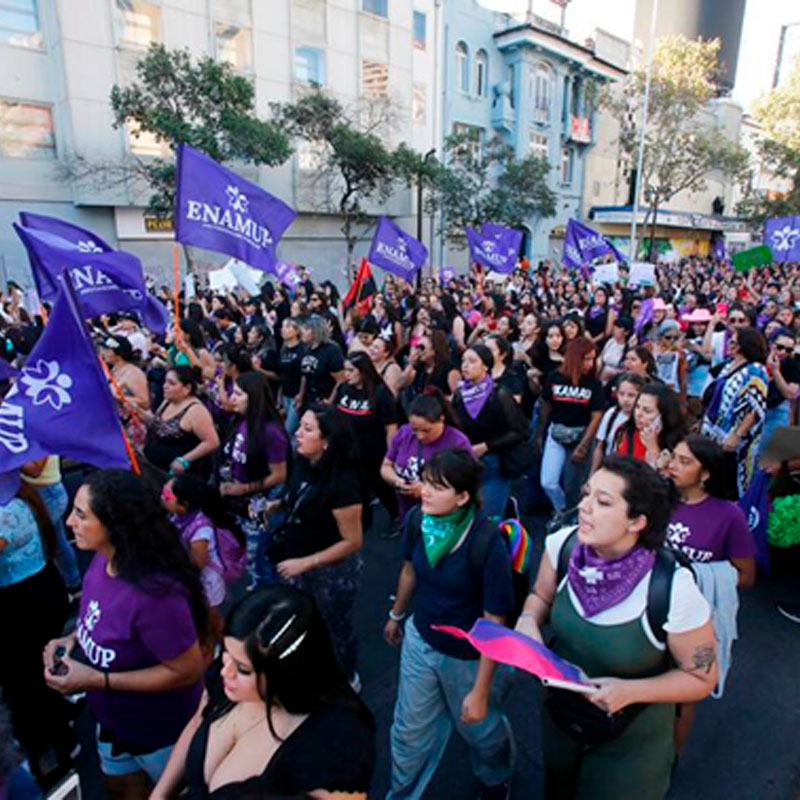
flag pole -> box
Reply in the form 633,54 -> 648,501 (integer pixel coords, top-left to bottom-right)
97,356 -> 141,475
173,243 -> 181,337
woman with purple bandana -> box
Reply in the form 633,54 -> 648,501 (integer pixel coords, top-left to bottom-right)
516,456 -> 716,799
451,344 -> 528,519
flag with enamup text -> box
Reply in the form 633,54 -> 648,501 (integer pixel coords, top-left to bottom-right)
466,223 -> 522,274
0,281 -> 130,484
368,216 -> 428,280
563,219 -> 623,269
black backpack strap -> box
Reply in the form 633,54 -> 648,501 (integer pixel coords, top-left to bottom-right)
556,526 -> 579,584
403,505 -> 423,557
646,547 -> 695,645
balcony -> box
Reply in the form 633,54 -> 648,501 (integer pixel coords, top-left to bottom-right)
568,116 -> 591,144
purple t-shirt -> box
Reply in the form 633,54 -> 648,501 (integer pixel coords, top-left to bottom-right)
75,553 -> 202,751
387,424 -> 472,515
666,496 -> 756,563
227,419 -> 288,483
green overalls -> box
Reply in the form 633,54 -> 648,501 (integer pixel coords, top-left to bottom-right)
543,580 -> 675,800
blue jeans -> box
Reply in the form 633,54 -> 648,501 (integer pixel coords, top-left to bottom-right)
760,401 -> 790,454
35,483 -> 81,590
480,452 -> 511,521
388,618 -> 515,799
283,395 -> 300,446
540,429 -> 591,513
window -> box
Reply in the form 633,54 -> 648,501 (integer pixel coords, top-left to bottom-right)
362,0 -> 387,17
0,0 -> 42,49
506,63 -> 515,108
455,41 -> 469,93
413,10 -> 426,50
412,82 -> 426,124
529,132 -> 548,160
561,146 -> 574,184
475,50 -> 488,97
295,45 -> 325,85
129,127 -> 165,157
214,0 -> 251,25
0,100 -> 55,159
297,139 -> 325,171
362,60 -> 388,98
215,22 -> 252,72
115,0 -> 161,48
452,122 -> 483,164
532,62 -> 552,119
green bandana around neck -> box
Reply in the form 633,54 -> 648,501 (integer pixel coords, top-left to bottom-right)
420,504 -> 476,568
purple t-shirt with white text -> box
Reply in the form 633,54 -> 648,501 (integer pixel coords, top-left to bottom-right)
75,553 -> 202,751
227,419 -> 289,483
387,424 -> 471,515
666,496 -> 755,563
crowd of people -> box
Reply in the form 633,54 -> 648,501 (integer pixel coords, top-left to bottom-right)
0,251 -> 798,800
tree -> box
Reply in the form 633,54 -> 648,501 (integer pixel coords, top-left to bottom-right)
273,87 -> 421,273
603,35 -> 750,257
428,131 -> 556,242
61,43 -> 292,217
737,55 -> 800,227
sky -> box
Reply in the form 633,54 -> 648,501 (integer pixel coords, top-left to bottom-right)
475,0 -> 800,113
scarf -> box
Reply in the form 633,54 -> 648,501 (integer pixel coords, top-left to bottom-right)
421,504 -> 476,568
459,375 -> 494,420
567,541 -> 656,617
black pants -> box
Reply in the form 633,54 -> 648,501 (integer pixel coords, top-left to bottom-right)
0,562 -> 72,774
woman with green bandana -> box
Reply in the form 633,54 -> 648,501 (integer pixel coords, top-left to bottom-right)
384,448 -> 516,800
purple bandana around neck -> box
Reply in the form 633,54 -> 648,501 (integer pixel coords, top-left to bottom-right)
460,375 -> 495,420
567,541 -> 656,617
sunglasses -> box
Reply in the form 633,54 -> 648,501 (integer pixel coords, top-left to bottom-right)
729,316 -> 746,324
774,343 -> 793,353
662,334 -> 679,341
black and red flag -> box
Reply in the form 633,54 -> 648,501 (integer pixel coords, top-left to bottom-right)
343,258 -> 377,315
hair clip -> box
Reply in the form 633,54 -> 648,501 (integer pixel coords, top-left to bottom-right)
267,614 -> 296,647
278,632 -> 307,660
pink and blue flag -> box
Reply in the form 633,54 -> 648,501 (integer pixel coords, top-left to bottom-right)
175,144 -> 296,272
0,281 -> 130,495
466,224 -> 522,274
368,216 -> 428,280
432,619 -> 591,687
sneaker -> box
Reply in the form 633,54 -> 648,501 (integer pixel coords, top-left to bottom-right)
777,603 -> 800,623
478,778 -> 511,800
349,671 -> 362,694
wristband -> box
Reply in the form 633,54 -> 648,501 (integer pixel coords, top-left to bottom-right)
178,457 -> 190,469
388,609 -> 406,622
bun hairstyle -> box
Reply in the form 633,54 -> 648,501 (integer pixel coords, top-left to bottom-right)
168,364 -> 202,395
408,386 -> 460,429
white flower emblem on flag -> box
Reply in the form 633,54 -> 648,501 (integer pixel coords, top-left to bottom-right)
20,359 -> 74,410
76,240 -> 103,253
770,225 -> 800,252
226,185 -> 249,214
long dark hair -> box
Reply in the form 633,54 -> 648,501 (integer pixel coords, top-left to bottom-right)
346,351 -> 386,406
682,434 -> 736,500
616,383 -> 685,453
408,386 -> 460,429
171,473 -> 244,545
82,469 -> 208,642
233,372 -> 283,480
223,586 -> 374,737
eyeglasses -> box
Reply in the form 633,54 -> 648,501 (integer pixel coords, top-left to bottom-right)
774,343 -> 793,353
729,316 -> 747,324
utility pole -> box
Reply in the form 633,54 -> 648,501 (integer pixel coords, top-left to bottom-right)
416,148 -> 436,289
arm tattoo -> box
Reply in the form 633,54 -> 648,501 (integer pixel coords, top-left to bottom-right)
688,644 -> 716,674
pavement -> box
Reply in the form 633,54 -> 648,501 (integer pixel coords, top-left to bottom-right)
70,502 -> 800,800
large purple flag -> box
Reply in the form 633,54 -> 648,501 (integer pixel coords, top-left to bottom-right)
19,211 -> 113,252
14,224 -> 151,319
0,282 -> 130,478
764,216 -> 800,262
466,223 -> 522,274
175,144 -> 296,272
563,219 -> 623,269
368,216 -> 428,280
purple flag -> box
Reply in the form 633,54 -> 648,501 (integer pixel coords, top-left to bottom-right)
19,211 -> 113,251
0,282 -> 130,478
563,219 -> 623,269
634,297 -> 654,335
712,234 -> 726,262
738,468 -> 771,573
368,216 -> 428,280
466,223 -> 522,274
440,266 -> 456,284
764,216 -> 800,262
14,224 -> 151,320
272,259 -> 302,291
175,144 -> 296,272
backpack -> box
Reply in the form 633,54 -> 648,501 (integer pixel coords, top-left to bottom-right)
555,526 -> 692,644
212,523 -> 247,584
405,507 -> 532,626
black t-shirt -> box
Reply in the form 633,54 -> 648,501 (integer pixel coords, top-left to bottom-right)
543,372 -> 605,427
334,383 -> 397,463
279,342 -> 306,398
401,512 -> 515,659
585,306 -> 608,338
412,361 -> 456,396
300,342 -> 344,405
281,461 -> 365,559
496,362 -> 526,398
767,357 -> 800,409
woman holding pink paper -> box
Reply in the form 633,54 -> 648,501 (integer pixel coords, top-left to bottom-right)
516,456 -> 717,799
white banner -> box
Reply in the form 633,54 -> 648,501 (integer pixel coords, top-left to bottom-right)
629,262 -> 656,286
594,261 -> 619,284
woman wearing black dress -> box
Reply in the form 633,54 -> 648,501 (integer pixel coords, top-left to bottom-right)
151,586 -> 375,799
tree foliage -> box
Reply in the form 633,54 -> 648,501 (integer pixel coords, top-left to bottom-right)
80,44 -> 292,216
737,55 -> 800,226
603,35 -> 750,248
428,131 -> 556,241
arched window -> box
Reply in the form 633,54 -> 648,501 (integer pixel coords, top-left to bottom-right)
456,41 -> 469,93
532,62 -> 552,118
475,49 -> 488,97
